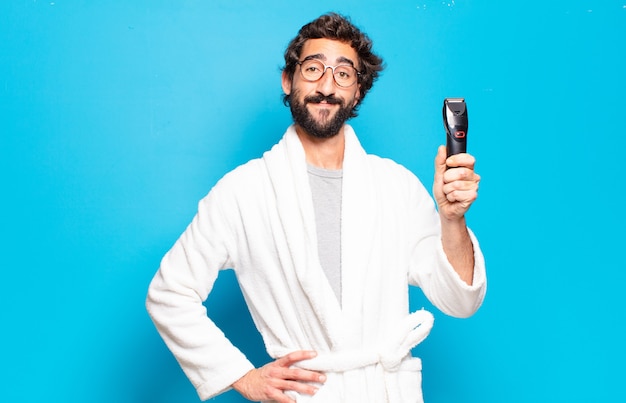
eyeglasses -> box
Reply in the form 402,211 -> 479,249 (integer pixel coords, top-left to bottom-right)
296,59 -> 360,88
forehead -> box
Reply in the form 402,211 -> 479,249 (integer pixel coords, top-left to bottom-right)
300,38 -> 358,66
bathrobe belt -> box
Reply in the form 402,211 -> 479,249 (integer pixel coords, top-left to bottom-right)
288,310 -> 435,373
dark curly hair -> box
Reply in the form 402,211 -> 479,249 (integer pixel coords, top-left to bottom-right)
282,13 -> 384,117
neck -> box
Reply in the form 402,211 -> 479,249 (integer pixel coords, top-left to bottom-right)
295,124 -> 345,170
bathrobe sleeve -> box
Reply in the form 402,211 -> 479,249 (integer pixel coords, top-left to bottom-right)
405,168 -> 487,318
146,179 -> 255,400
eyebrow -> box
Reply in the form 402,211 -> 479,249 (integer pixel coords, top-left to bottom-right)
337,56 -> 356,68
301,53 -> 357,68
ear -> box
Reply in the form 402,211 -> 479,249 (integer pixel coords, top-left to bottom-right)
352,86 -> 361,107
281,70 -> 292,96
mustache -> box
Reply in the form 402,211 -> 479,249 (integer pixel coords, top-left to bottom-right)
304,94 -> 342,105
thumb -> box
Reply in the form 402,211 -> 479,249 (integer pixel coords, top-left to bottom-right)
434,145 -> 448,173
433,145 -> 447,200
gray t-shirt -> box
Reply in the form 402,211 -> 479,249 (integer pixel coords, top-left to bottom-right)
307,164 -> 342,304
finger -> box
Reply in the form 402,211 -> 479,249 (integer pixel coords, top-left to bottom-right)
267,364 -> 326,386
445,152 -> 475,170
272,379 -> 320,397
434,145 -> 447,175
264,387 -> 296,403
283,367 -> 326,383
445,189 -> 478,204
271,351 -> 326,384
443,167 -> 480,185
443,178 -> 479,196
433,146 -> 447,201
278,350 -> 318,367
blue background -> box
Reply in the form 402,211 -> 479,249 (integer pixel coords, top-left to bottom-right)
2,1 -> 625,402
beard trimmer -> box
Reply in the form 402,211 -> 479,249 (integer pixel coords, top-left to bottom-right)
443,98 -> 468,158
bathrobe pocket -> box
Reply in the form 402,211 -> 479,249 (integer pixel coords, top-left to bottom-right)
393,357 -> 424,403
284,374 -> 343,403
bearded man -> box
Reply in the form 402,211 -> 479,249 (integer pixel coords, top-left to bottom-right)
147,12 -> 486,403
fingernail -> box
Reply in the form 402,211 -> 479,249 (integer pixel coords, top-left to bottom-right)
319,374 -> 326,382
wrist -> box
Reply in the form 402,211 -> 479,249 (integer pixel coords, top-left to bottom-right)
231,369 -> 254,394
440,213 -> 466,229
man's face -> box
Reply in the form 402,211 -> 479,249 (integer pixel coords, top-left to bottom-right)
282,38 -> 361,139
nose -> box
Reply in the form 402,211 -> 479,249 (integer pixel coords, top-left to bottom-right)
316,67 -> 336,95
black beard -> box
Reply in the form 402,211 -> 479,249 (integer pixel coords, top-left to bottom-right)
289,92 -> 354,139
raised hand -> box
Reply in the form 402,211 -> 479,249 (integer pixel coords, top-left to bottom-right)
433,145 -> 480,221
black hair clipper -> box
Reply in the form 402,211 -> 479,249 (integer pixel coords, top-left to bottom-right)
443,98 -> 468,157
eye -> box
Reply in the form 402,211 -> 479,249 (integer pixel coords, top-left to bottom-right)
305,65 -> 321,73
335,66 -> 353,79
302,60 -> 323,71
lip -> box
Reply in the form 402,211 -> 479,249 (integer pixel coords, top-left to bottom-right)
308,100 -> 338,108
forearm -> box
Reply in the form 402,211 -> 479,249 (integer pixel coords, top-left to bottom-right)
146,268 -> 255,400
440,215 -> 474,285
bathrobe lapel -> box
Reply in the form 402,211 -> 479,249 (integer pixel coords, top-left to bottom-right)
263,126 -> 344,347
339,126 -> 379,344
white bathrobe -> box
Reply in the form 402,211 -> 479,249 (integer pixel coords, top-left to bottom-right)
146,124 -> 486,402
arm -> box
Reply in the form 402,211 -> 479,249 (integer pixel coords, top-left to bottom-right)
146,190 -> 255,400
147,181 -> 326,401
407,146 -> 485,318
